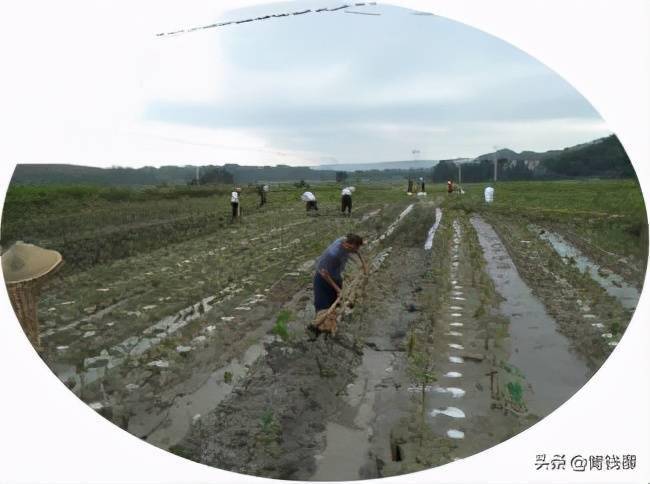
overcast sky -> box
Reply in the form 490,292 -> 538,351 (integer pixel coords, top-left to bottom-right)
4,0 -> 610,166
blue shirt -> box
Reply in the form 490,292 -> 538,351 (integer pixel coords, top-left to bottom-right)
316,238 -> 350,281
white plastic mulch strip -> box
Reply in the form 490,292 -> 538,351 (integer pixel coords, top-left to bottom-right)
424,208 -> 443,250
447,429 -> 465,439
431,407 -> 466,418
381,204 -> 414,239
444,371 -> 462,378
445,387 -> 466,398
449,356 -> 464,363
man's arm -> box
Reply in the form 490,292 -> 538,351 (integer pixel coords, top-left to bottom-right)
356,252 -> 368,275
319,268 -> 342,295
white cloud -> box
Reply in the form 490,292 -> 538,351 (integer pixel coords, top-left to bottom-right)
0,0 -> 610,167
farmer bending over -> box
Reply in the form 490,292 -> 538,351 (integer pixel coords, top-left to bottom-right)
309,233 -> 367,337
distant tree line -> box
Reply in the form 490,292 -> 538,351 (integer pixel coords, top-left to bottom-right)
10,136 -> 635,187
433,135 -> 635,183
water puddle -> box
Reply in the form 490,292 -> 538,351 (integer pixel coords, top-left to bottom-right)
424,208 -> 443,250
311,348 -> 392,481
534,227 -> 640,311
57,288 -> 267,388
312,423 -> 370,482
471,215 -> 591,416
145,336 -> 273,449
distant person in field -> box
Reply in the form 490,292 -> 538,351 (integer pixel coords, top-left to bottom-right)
257,184 -> 268,207
420,177 -> 425,192
341,186 -> 353,215
230,187 -> 241,222
309,233 -> 367,338
407,178 -> 413,193
301,191 -> 318,214
447,180 -> 453,194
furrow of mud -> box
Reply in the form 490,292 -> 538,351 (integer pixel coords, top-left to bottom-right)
173,213 -> 416,479
37,202 -> 414,462
482,213 -> 637,368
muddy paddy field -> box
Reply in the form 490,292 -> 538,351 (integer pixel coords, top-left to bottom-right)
2,179 -> 646,480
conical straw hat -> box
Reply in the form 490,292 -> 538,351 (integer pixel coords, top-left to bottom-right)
2,241 -> 63,284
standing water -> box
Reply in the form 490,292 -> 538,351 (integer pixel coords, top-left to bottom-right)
471,216 -> 591,416
535,227 -> 640,311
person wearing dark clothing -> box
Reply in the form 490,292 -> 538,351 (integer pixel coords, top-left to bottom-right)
420,178 -> 425,192
341,187 -> 352,215
407,178 -> 413,193
302,191 -> 318,213
230,188 -> 240,222
309,234 -> 367,338
257,184 -> 268,207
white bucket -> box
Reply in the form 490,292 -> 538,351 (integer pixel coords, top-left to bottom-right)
484,186 -> 494,203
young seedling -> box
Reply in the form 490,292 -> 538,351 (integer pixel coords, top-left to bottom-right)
407,348 -> 437,445
272,310 -> 292,342
257,408 -> 282,456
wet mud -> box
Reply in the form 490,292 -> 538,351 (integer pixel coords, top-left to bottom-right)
27,194 -> 642,481
471,215 -> 591,416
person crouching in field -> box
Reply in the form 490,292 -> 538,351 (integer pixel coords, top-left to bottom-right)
341,186 -> 353,216
301,191 -> 319,214
308,233 -> 367,338
230,187 -> 241,222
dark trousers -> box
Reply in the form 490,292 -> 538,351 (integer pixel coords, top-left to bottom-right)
306,201 -> 318,211
313,273 -> 342,311
231,202 -> 239,218
341,195 -> 352,214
